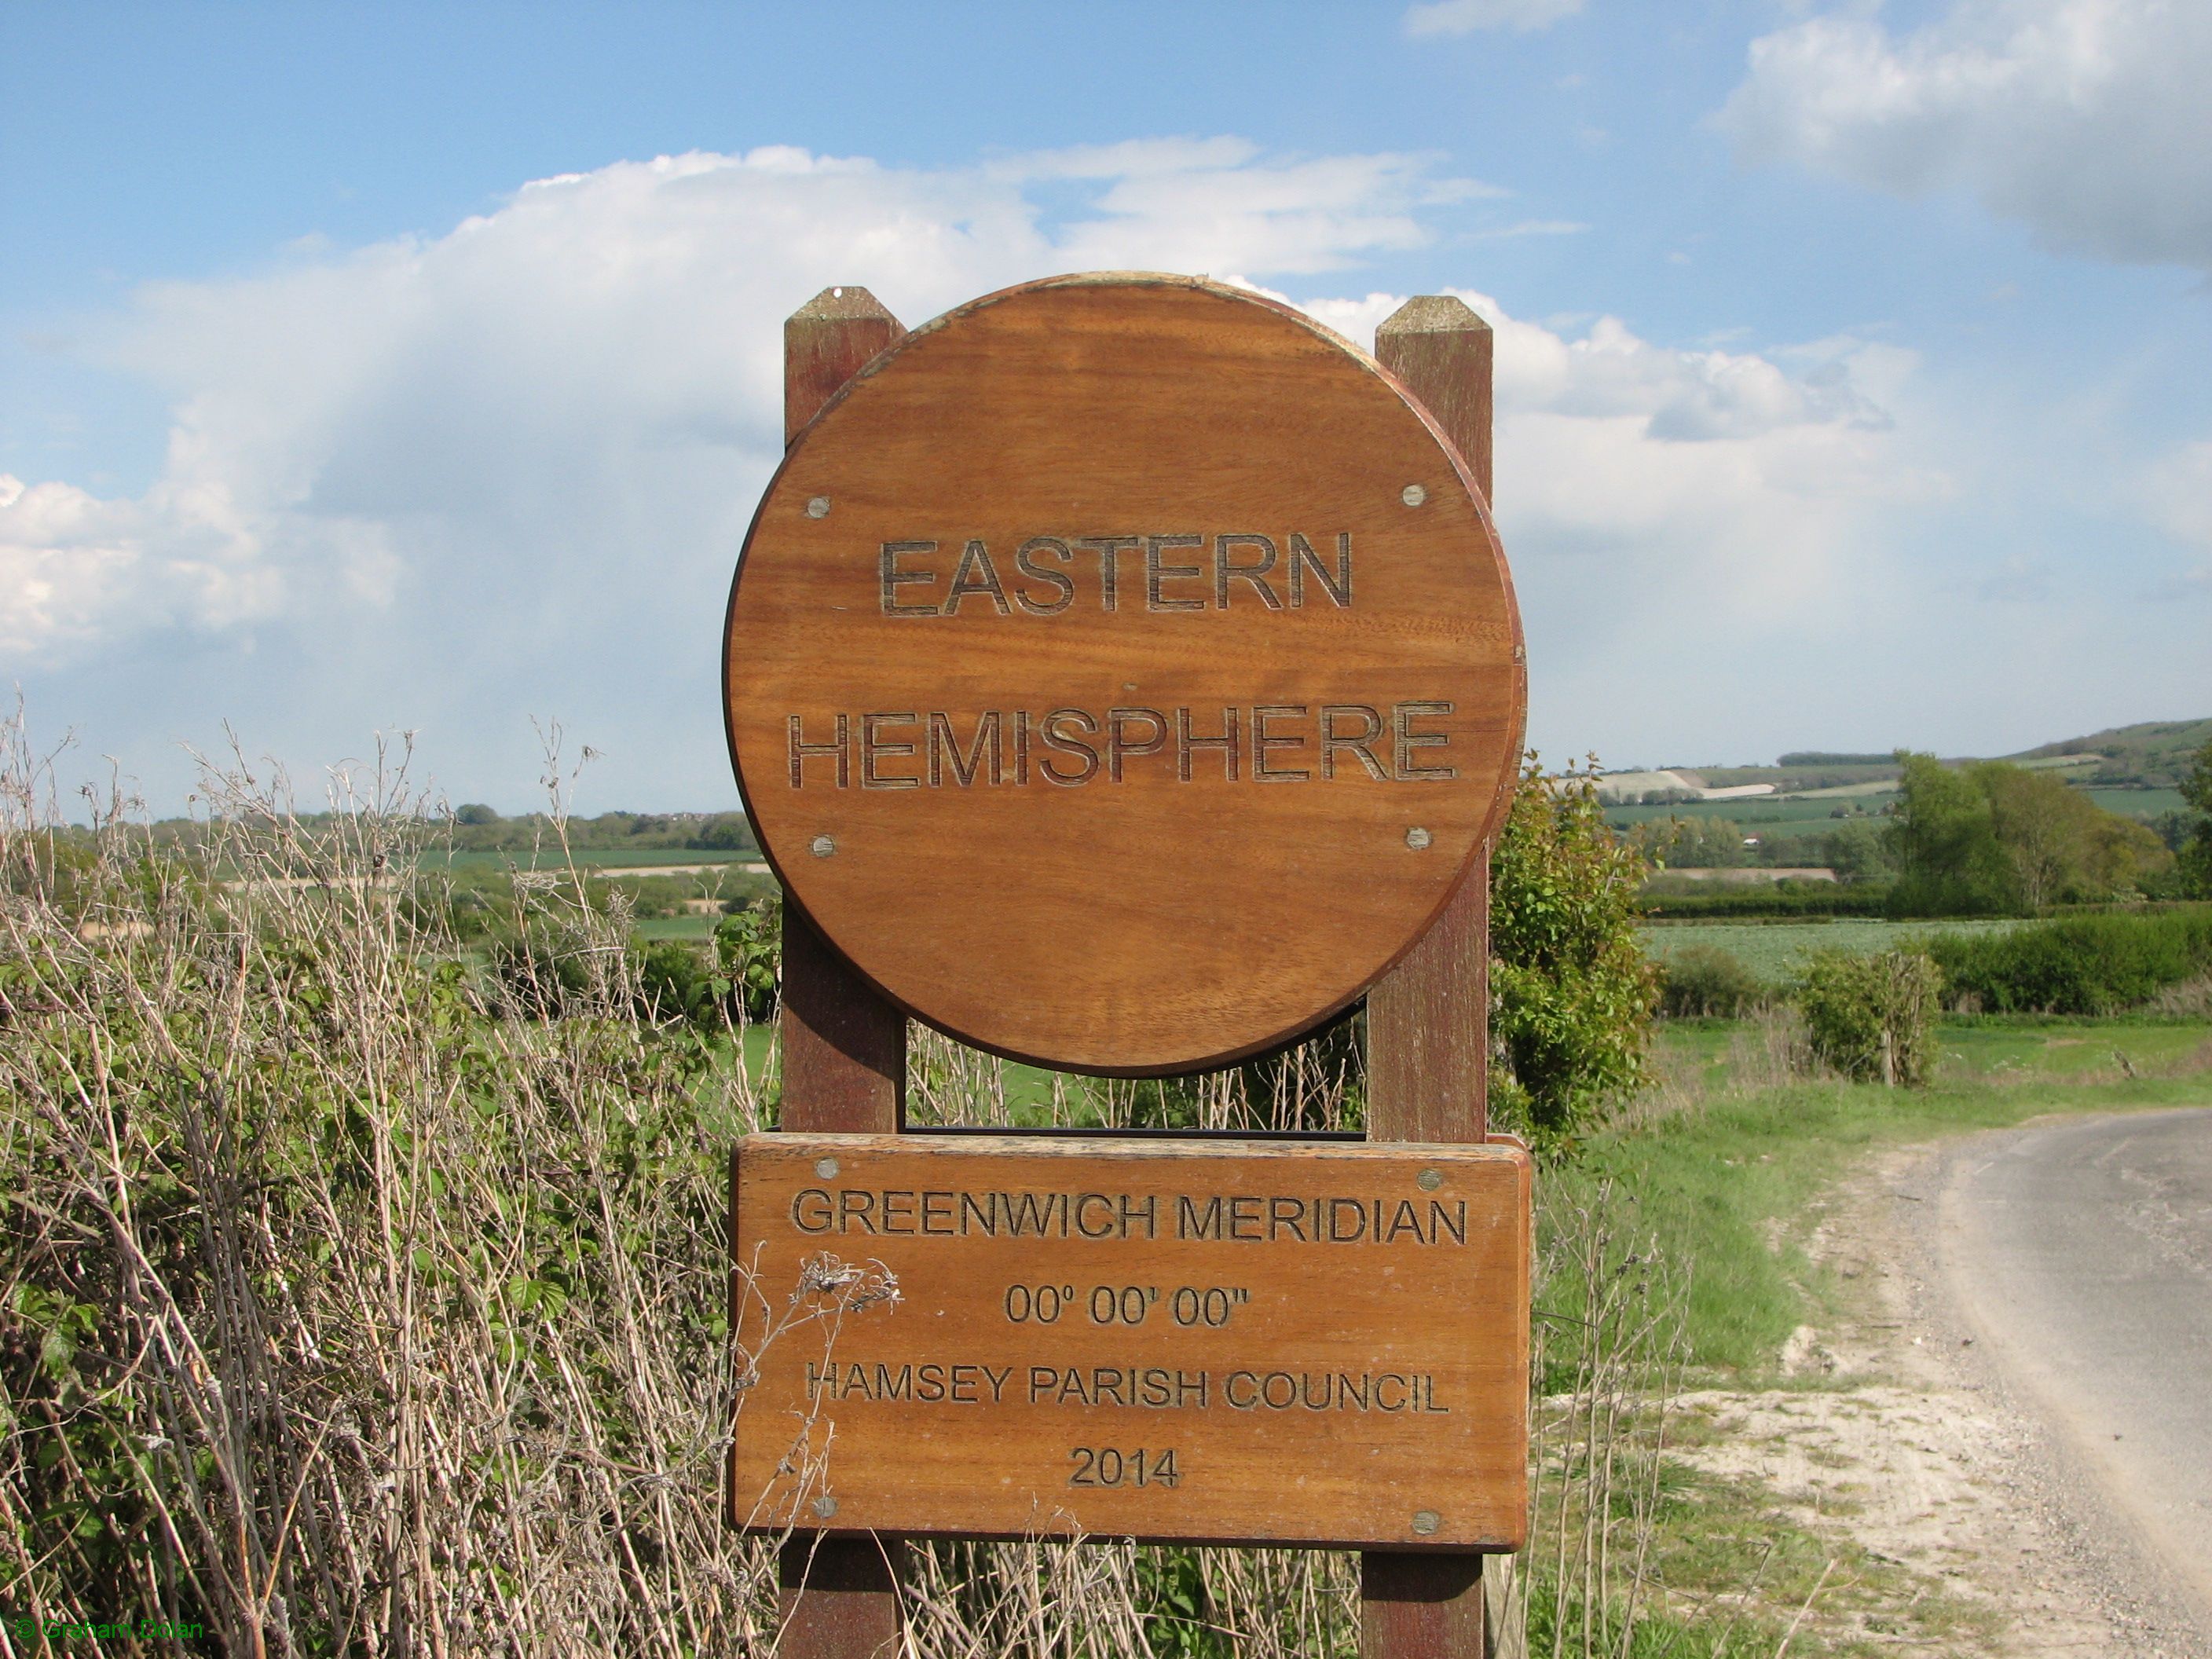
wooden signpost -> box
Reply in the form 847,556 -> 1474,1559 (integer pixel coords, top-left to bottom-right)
726,275 -> 1521,1075
726,274 -> 1526,1656
733,1134 -> 1529,1547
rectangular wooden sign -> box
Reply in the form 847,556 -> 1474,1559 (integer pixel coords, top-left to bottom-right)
729,1133 -> 1531,1550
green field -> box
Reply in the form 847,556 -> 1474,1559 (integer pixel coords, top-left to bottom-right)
1639,917 -> 2018,980
1610,781 -> 2183,848
2081,786 -> 2186,819
632,914 -> 724,940
419,846 -> 765,873
1608,795 -> 1889,844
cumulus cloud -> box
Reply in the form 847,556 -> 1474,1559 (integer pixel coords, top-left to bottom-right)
2145,439 -> 2212,585
1404,0 -> 1585,36
5,139 -> 1942,801
1720,0 -> 2212,269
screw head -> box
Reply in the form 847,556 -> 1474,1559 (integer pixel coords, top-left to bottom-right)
815,1157 -> 840,1179
1412,1509 -> 1441,1536
805,496 -> 831,519
812,1494 -> 838,1519
810,834 -> 836,858
1404,826 -> 1432,851
1401,483 -> 1427,507
1418,1169 -> 1443,1192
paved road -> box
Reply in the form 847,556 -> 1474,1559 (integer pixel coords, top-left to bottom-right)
1938,1108 -> 2212,1631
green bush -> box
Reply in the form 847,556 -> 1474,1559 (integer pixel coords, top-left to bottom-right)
491,933 -> 601,1018
1490,754 -> 1659,1143
713,894 -> 782,1021
1638,884 -> 1891,920
634,939 -> 721,1024
1796,949 -> 1941,1086
1657,945 -> 1766,1017
1922,907 -> 2212,1014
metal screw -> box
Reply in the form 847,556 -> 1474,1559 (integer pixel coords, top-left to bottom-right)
1401,483 -> 1427,507
810,834 -> 836,858
1412,1510 -> 1441,1535
1404,826 -> 1432,851
806,496 -> 831,519
1418,1169 -> 1442,1192
815,1158 -> 840,1179
813,1495 -> 838,1520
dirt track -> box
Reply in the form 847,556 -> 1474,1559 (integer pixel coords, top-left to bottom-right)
1936,1108 -> 2212,1648
1667,1111 -> 2212,1656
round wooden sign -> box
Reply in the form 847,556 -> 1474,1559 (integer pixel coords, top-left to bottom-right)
724,274 -> 1523,1075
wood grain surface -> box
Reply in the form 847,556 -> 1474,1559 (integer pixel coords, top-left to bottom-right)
731,1134 -> 1532,1550
761,287 -> 910,1657
1364,294 -> 1512,1658
724,273 -> 1524,1075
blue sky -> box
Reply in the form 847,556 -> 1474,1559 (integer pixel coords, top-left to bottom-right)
4,0 -> 2209,811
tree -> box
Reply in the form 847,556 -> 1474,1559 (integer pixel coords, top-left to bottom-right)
1889,754 -> 2170,913
1975,762 -> 2089,912
1652,814 -> 1746,869
1818,819 -> 1890,883
693,813 -> 758,853
1885,752 -> 2012,914
2181,738 -> 2212,899
453,802 -> 500,826
1488,754 -> 1658,1146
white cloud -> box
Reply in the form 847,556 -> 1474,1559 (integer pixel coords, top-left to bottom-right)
1249,286 -> 1935,625
1404,0 -> 1585,36
21,143 -> 1469,668
4,141 -> 1953,800
1721,0 -> 2212,269
2145,439 -> 2212,586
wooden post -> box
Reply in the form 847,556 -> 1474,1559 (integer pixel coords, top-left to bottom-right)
1362,295 -> 1502,1659
771,284 -> 908,1657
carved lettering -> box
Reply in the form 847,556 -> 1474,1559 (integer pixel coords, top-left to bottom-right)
1252,705 -> 1309,783
784,702 -> 1456,788
1075,536 -> 1139,612
1320,705 -> 1390,781
861,712 -> 920,789
928,711 -> 1003,788
879,540 -> 939,616
1144,535 -> 1206,611
1214,533 -> 1281,609
944,540 -> 1013,616
1176,706 -> 1240,782
1013,537 -> 1076,615
1107,707 -> 1169,781
871,532 -> 1353,615
787,713 -> 850,789
1287,533 -> 1353,608
790,1186 -> 1467,1246
1393,701 -> 1457,782
1038,708 -> 1101,786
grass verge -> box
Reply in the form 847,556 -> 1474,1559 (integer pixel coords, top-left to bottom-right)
1563,1025 -> 2211,1375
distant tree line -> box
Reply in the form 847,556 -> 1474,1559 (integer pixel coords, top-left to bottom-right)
446,806 -> 758,855
1643,740 -> 2212,917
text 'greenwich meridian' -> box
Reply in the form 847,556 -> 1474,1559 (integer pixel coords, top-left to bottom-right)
789,1186 -> 1474,1247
